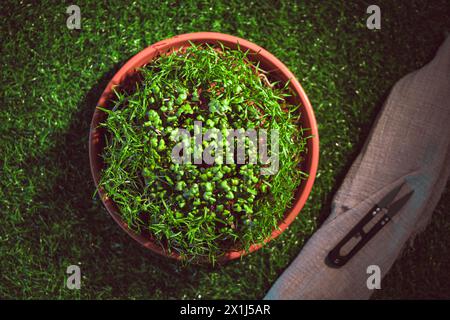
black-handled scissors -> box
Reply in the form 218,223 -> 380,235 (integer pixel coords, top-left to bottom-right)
326,182 -> 414,268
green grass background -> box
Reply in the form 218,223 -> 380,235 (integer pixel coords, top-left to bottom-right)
1,0 -> 449,299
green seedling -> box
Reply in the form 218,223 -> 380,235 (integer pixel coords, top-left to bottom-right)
98,43 -> 307,263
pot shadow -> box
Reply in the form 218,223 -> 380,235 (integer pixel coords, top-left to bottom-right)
26,60 -> 222,298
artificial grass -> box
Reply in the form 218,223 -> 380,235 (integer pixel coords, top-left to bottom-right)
1,0 -> 449,299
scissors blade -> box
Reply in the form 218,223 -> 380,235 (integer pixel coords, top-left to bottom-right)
386,190 -> 414,219
377,183 -> 405,209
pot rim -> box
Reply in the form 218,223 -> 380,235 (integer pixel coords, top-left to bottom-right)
89,32 -> 320,262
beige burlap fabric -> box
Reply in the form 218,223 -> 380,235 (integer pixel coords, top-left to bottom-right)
265,36 -> 450,300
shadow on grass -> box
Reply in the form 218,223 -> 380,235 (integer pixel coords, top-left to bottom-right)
28,61 -> 229,298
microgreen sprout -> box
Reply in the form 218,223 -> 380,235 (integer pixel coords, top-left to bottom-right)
98,43 -> 308,263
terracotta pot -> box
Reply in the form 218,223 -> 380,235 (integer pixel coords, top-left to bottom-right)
89,32 -> 319,261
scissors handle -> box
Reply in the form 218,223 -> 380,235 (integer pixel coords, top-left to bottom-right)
326,205 -> 391,268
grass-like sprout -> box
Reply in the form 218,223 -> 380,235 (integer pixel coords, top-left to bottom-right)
98,42 -> 308,263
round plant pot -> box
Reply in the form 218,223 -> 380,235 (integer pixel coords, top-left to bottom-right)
89,32 -> 319,261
